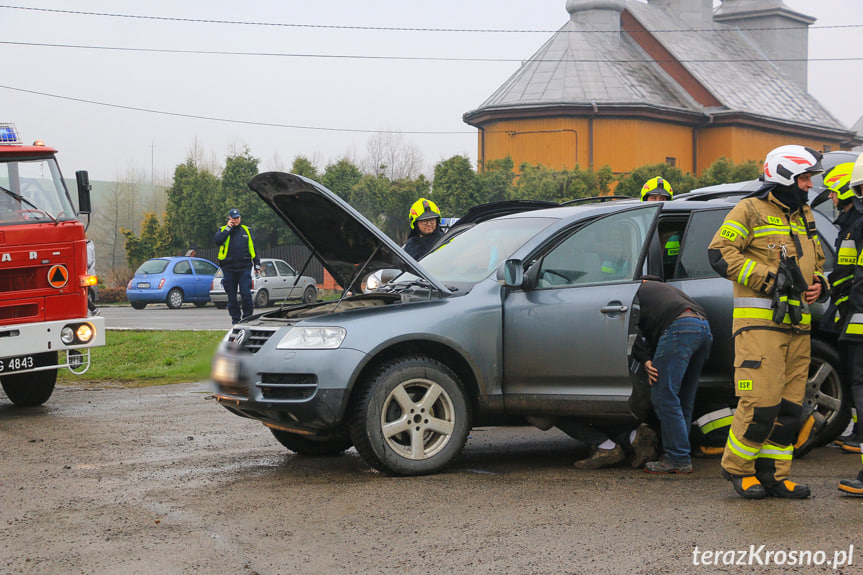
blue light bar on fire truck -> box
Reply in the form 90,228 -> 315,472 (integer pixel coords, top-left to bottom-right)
0,123 -> 21,144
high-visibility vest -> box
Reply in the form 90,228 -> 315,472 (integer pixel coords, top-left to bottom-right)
218,224 -> 256,261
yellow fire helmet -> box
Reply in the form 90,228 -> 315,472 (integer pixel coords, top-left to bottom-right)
640,176 -> 673,201
408,198 -> 441,229
823,162 -> 856,202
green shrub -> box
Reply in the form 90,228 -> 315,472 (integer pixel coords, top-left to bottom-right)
99,286 -> 128,303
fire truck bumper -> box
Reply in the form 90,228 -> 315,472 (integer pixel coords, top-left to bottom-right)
0,317 -> 106,375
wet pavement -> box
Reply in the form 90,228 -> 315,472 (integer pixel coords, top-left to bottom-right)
1,382 -> 861,574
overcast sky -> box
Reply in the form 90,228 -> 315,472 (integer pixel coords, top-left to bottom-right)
2,0 -> 862,183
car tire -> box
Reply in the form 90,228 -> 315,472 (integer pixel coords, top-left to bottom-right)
269,428 -> 353,456
193,301 -> 207,308
350,356 -> 471,476
302,285 -> 318,304
254,289 -> 269,308
1,353 -> 58,406
166,288 -> 184,309
130,302 -> 146,310
800,338 -> 850,453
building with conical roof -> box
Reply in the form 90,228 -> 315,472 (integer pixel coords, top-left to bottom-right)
463,0 -> 860,176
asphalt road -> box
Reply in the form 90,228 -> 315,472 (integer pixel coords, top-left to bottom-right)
2,382 -> 861,575
99,303 -> 234,331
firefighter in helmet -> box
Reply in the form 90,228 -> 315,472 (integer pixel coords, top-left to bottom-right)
836,154 -> 863,496
641,176 -> 673,202
403,198 -> 444,260
708,144 -> 829,499
641,176 -> 681,274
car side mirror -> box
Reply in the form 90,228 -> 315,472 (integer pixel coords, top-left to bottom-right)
497,259 -> 524,287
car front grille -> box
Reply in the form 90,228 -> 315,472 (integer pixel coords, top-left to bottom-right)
227,327 -> 277,353
258,373 -> 317,400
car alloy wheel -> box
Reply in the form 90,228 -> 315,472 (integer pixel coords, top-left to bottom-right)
351,356 -> 470,476
166,288 -> 184,309
800,339 -> 850,453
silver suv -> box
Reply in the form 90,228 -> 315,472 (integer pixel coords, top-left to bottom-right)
211,170 -> 847,476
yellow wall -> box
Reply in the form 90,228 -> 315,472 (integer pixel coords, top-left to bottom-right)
479,118 -> 591,171
478,116 -> 848,177
593,119 -> 693,174
696,126 -> 838,172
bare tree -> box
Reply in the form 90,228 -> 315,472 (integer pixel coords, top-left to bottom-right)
363,132 -> 425,180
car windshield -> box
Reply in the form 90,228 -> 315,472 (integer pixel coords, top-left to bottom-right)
0,157 -> 76,223
407,216 -> 555,285
137,259 -> 169,274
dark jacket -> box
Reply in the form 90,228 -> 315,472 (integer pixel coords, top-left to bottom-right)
214,224 -> 261,272
830,197 -> 863,342
403,228 -> 444,260
632,280 -> 707,363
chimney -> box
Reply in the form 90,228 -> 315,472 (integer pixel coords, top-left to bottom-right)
714,0 -> 815,91
647,0 -> 713,30
566,0 -> 625,40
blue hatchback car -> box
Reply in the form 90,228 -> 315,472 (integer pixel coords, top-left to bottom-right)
126,256 -> 219,309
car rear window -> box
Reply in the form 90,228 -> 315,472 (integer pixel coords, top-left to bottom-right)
137,259 -> 169,274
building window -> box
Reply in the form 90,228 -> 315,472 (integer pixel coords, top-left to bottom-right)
823,144 -> 832,152
666,157 -> 676,167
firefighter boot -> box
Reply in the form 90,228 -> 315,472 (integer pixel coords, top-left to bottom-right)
573,445 -> 626,470
763,480 -> 811,499
722,469 -> 766,500
838,470 -> 863,497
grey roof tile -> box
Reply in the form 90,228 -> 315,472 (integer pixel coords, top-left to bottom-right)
469,1 -> 844,132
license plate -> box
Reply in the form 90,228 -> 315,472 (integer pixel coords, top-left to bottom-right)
0,353 -> 51,374
212,356 -> 239,384
137,282 -> 150,289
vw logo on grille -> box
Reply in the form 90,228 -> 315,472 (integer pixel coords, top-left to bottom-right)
234,329 -> 246,347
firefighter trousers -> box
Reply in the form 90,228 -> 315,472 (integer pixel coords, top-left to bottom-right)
721,328 -> 809,484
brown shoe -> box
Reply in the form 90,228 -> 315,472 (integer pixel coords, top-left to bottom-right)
630,424 -> 659,468
573,445 -> 626,469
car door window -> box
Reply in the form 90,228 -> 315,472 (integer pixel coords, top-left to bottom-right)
173,260 -> 192,275
275,260 -> 296,276
673,209 -> 729,280
263,261 -> 278,277
537,208 -> 656,287
191,259 -> 218,275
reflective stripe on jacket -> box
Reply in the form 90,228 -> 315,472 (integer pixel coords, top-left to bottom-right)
708,193 -> 825,333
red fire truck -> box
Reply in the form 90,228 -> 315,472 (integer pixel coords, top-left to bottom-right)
0,123 -> 105,406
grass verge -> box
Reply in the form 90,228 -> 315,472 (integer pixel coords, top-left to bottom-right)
57,330 -> 226,387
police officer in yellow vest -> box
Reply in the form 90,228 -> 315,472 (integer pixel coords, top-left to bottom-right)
708,145 -> 829,499
214,208 -> 261,324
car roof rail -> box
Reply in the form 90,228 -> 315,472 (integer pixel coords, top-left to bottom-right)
560,195 -> 634,206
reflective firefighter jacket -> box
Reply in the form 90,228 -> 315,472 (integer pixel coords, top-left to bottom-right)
829,199 -> 863,342
707,190 -> 827,334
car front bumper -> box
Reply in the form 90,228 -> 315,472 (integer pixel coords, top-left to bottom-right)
210,343 -> 365,433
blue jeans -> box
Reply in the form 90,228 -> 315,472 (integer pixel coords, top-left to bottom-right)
650,316 -> 713,464
222,268 -> 253,324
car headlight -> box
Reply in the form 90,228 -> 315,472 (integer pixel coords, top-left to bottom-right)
276,327 -> 347,349
365,273 -> 380,292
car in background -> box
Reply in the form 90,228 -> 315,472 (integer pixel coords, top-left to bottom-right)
209,257 -> 318,308
126,256 -> 219,309
210,171 -> 847,476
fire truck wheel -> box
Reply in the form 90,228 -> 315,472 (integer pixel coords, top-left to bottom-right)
1,353 -> 58,406
166,288 -> 185,309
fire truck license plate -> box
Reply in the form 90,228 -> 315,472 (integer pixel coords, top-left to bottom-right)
0,354 -> 51,374
137,282 -> 150,288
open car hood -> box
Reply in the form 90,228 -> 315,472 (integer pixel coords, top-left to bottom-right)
248,172 -> 450,295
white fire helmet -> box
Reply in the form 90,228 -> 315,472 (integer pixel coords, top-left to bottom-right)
763,145 -> 824,187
